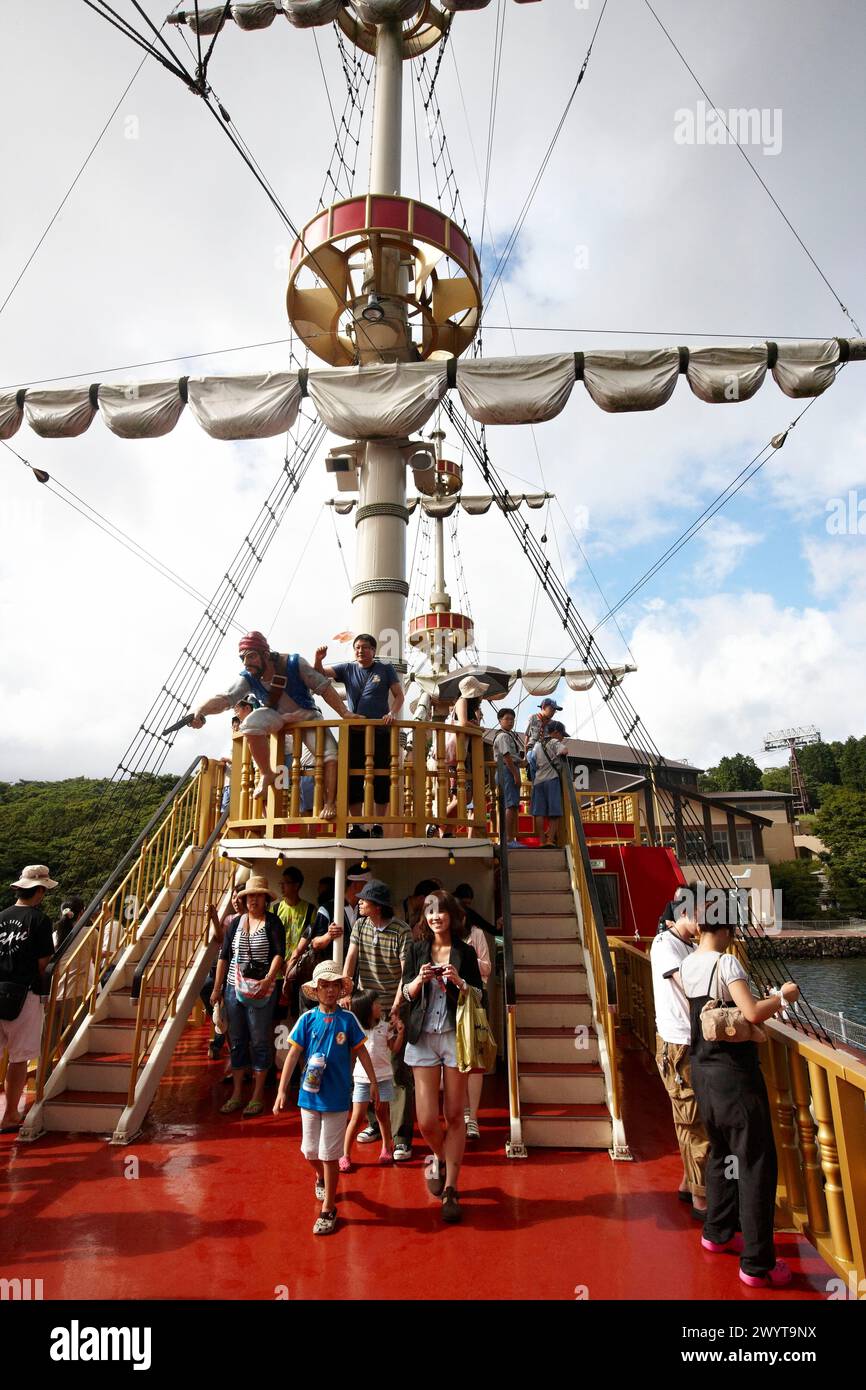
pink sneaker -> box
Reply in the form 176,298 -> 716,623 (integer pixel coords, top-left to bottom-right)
378,1148 -> 394,1166
701,1234 -> 744,1254
739,1259 -> 792,1289
338,1156 -> 352,1173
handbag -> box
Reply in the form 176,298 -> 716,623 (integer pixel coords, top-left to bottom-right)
0,980 -> 29,1022
700,958 -> 766,1044
234,916 -> 274,1006
456,986 -> 497,1074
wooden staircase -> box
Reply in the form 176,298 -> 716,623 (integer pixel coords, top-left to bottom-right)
509,847 -> 613,1149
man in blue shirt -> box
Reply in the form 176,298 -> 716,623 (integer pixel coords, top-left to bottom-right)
315,634 -> 404,836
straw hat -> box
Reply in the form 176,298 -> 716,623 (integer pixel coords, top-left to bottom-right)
458,674 -> 489,700
11,864 -> 58,891
301,959 -> 352,1000
236,874 -> 275,902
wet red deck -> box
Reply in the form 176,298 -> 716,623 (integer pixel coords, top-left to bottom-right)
0,1030 -> 833,1302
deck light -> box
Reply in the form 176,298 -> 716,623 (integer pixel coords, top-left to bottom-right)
361,293 -> 386,323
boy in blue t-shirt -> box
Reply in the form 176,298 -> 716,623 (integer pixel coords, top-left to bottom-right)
274,959 -> 379,1235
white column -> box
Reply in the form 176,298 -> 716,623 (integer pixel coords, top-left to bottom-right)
369,19 -> 403,197
332,857 -> 346,969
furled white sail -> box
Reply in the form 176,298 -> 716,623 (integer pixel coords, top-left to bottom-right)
5,340 -> 862,442
187,373 -> 301,439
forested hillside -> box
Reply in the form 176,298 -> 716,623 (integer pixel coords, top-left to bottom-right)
0,774 -> 179,916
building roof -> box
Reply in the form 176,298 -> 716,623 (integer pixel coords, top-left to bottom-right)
701,790 -> 795,800
561,738 -> 702,773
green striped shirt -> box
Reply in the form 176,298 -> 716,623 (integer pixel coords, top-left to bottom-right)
350,916 -> 412,998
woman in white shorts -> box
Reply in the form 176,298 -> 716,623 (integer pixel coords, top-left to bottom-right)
398,891 -> 483,1224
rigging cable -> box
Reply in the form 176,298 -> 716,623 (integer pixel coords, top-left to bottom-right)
479,0 -> 507,261
641,0 -> 862,337
483,0 -> 611,311
0,11 -> 176,319
1,439 -> 246,632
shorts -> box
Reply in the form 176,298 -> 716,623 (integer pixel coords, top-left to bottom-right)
300,1107 -> 349,1162
405,1028 -> 458,1069
348,724 -> 392,804
352,1076 -> 395,1105
531,778 -> 562,818
243,707 -> 338,763
497,767 -> 520,810
0,990 -> 44,1064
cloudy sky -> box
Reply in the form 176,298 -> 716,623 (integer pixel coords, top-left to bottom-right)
1,0 -> 864,783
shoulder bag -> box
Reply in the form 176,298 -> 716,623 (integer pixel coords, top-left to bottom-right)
700,958 -> 766,1044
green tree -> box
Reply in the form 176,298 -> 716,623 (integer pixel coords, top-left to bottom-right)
826,845 -> 866,917
797,741 -> 839,799
761,766 -> 791,794
698,770 -> 721,791
837,736 -> 866,792
707,753 -> 763,792
769,860 -> 823,920
814,787 -> 866,859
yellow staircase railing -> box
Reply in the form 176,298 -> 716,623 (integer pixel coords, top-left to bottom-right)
610,937 -> 866,1288
36,757 -> 225,1104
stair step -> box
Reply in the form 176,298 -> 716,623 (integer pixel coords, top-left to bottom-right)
508,915 -> 577,939
513,938 -> 582,966
518,1062 -> 606,1105
87,1019 -> 144,1051
511,892 -> 574,914
521,1102 -> 612,1150
517,1025 -> 600,1064
505,871 -> 571,891
65,1055 -> 142,1093
515,965 -> 586,996
516,994 -> 592,1028
509,850 -> 567,868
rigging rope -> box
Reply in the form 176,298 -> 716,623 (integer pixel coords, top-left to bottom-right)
641,0 -> 862,337
444,396 -> 832,1042
480,0 -> 507,262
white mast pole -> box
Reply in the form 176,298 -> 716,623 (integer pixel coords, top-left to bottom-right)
353,18 -> 411,666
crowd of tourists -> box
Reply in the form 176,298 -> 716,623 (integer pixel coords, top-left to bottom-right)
206,863 -> 497,1234
651,883 -> 800,1290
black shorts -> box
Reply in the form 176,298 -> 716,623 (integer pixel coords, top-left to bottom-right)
348,723 -> 392,805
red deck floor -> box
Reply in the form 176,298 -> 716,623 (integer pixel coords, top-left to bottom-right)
0,1029 -> 833,1302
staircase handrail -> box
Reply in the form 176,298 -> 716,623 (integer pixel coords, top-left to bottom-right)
561,768 -> 622,1127
45,756 -> 209,981
497,787 -> 526,1157
130,811 -> 229,1000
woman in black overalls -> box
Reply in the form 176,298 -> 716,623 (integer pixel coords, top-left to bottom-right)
681,918 -> 799,1289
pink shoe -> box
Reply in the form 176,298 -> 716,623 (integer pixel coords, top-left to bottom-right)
701,1234 -> 744,1254
378,1148 -> 394,1166
338,1156 -> 352,1173
739,1259 -> 792,1289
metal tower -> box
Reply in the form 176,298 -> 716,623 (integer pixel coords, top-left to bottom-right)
764,725 -> 822,815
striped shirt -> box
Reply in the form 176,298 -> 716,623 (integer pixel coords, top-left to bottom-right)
350,915 -> 412,998
227,922 -> 273,991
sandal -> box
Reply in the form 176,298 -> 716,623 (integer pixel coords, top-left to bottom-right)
338,1156 -> 352,1173
701,1234 -> 744,1254
220,1097 -> 244,1114
243,1099 -> 264,1117
739,1259 -> 791,1289
313,1209 -> 338,1236
441,1187 -> 462,1223
315,1179 -> 326,1201
425,1155 -> 445,1197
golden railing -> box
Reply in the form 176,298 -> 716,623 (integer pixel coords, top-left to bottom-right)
125,837 -> 235,1107
561,772 -> 623,1126
577,792 -> 640,843
35,757 -> 225,1103
610,937 -> 866,1287
227,717 -> 490,838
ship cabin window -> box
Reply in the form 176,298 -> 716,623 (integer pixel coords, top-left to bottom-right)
593,873 -> 620,930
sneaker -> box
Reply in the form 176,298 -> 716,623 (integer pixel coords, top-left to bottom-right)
347,825 -> 365,839
378,1147 -> 394,1165
357,1125 -> 380,1144
441,1187 -> 461,1223
739,1259 -> 791,1289
465,1118 -> 480,1140
701,1234 -> 744,1254
426,824 -> 439,838
338,1156 -> 352,1174
425,1155 -> 445,1197
314,1179 -> 326,1201
507,840 -> 522,850
313,1209 -> 338,1236
371,824 -> 384,839
393,1140 -> 413,1162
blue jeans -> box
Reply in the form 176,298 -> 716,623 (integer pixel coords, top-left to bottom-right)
226,983 -> 276,1072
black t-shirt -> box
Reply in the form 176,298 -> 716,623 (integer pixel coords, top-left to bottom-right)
0,905 -> 54,993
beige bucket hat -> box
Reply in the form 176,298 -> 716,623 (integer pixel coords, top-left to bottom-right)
236,874 -> 275,902
11,864 -> 58,891
301,959 -> 353,1001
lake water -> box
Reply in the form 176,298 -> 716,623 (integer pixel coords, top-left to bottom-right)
785,956 -> 866,1027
